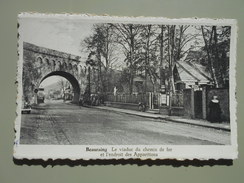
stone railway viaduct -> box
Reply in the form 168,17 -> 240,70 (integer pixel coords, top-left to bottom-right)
23,42 -> 89,104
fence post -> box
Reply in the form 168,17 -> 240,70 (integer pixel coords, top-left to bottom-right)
191,88 -> 195,118
149,92 -> 152,109
202,86 -> 207,119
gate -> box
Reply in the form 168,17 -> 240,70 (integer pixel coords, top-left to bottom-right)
148,92 -> 160,109
194,90 -> 202,119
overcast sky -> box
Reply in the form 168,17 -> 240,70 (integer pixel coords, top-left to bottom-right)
19,17 -> 93,60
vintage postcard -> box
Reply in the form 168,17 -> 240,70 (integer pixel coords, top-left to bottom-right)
14,13 -> 238,160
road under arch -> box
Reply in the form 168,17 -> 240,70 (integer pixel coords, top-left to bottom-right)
40,71 -> 81,103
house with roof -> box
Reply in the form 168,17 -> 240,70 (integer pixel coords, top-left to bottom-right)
173,61 -> 213,91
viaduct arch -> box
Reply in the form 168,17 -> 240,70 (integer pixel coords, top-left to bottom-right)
22,42 -> 88,104
40,71 -> 81,103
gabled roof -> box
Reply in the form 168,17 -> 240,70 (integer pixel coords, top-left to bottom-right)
175,61 -> 212,84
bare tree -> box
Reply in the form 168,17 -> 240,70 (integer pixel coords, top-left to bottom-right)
111,23 -> 143,94
81,24 -> 118,93
138,24 -> 160,93
165,25 -> 199,94
158,25 -> 166,89
200,25 -> 231,88
201,26 -> 219,87
166,25 -> 176,94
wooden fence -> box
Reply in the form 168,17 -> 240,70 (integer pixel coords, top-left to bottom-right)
105,93 -> 184,108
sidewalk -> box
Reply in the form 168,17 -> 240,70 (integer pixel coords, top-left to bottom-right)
93,106 -> 230,132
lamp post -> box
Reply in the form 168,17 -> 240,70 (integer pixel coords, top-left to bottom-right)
86,58 -> 96,104
88,66 -> 91,103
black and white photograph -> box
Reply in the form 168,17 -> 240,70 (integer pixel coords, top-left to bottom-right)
14,13 -> 237,160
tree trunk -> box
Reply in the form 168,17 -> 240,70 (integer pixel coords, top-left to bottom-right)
144,25 -> 151,94
104,26 -> 110,93
96,51 -> 103,93
213,26 -> 224,87
159,25 -> 165,88
129,25 -> 134,94
201,26 -> 219,88
176,25 -> 183,61
129,69 -> 134,94
169,25 -> 176,94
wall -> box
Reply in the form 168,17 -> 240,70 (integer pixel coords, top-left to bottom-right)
105,101 -> 139,111
183,88 -> 194,118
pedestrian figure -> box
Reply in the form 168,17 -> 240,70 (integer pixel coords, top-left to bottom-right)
99,94 -> 104,105
95,95 -> 99,106
138,102 -> 146,112
113,86 -> 117,96
207,95 -> 222,123
79,97 -> 83,108
91,95 -> 96,106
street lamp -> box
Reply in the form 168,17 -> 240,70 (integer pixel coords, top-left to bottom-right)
86,58 -> 96,104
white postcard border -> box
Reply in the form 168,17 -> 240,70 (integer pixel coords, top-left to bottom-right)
14,13 -> 238,160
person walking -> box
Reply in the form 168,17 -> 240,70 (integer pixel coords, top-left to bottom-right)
79,97 -> 84,108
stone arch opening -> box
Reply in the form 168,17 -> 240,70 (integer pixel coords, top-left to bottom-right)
40,71 -> 80,103
68,63 -> 72,70
57,61 -> 61,70
44,58 -> 50,65
73,64 -> 78,74
36,56 -> 43,67
63,62 -> 67,69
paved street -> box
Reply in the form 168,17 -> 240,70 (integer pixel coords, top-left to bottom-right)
20,100 -> 230,145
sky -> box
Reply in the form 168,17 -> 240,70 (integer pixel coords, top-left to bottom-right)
19,17 -> 94,59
